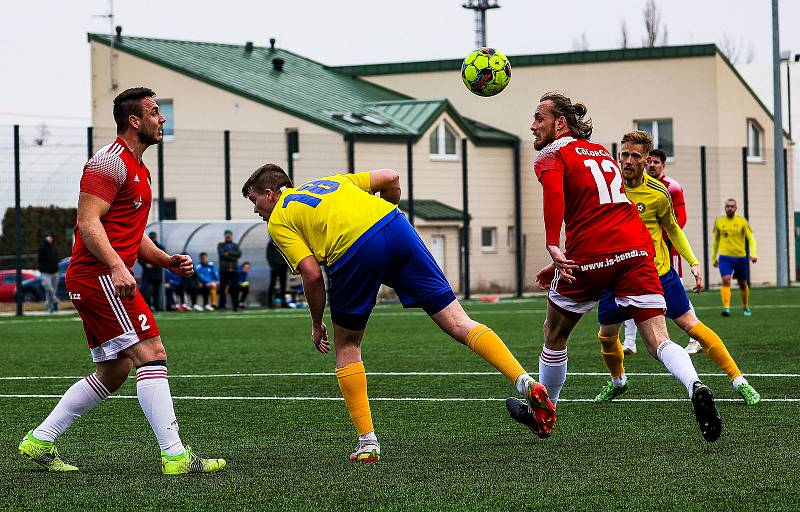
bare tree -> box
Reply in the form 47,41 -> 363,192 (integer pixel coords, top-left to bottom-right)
718,32 -> 756,65
642,0 -> 667,48
745,42 -> 756,64
619,20 -> 629,49
572,32 -> 589,52
33,123 -> 50,146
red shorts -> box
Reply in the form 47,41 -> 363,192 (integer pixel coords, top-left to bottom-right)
549,250 -> 665,319
67,274 -> 160,362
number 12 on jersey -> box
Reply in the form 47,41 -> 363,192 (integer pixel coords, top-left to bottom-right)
583,159 -> 629,205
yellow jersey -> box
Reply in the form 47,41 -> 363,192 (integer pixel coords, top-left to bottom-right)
625,174 -> 699,276
713,214 -> 757,260
267,172 -> 396,274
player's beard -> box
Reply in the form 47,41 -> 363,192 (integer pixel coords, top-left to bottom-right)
533,133 -> 552,151
140,125 -> 163,146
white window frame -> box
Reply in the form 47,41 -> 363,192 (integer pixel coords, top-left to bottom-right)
429,121 -> 459,161
746,119 -> 764,162
481,226 -> 497,252
506,225 -> 515,252
634,119 -> 673,161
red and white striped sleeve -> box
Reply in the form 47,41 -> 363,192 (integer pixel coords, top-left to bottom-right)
80,150 -> 127,204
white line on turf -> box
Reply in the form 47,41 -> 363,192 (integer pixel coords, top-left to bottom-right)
1,371 -> 798,380
0,394 -> 797,402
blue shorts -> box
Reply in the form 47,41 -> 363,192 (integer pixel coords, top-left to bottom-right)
598,267 -> 691,324
326,210 -> 456,331
718,255 -> 749,280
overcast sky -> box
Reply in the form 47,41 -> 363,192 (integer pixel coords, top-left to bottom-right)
1,0 -> 799,127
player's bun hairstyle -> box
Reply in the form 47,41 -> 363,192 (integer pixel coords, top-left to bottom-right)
113,87 -> 156,134
242,163 -> 294,197
621,130 -> 654,155
649,148 -> 667,163
539,92 -> 593,140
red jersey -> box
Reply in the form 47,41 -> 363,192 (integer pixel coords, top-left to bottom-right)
658,175 -> 686,228
67,138 -> 153,280
534,135 -> 653,260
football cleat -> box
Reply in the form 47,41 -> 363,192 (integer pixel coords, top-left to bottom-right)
622,343 -> 637,355
691,382 -> 723,442
349,441 -> 380,463
506,381 -> 557,439
594,380 -> 629,403
721,308 -> 731,317
684,339 -> 703,355
162,447 -> 226,475
737,383 -> 761,405
743,308 -> 752,317
18,431 -> 78,472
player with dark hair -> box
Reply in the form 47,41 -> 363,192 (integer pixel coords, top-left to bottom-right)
713,198 -> 757,317
592,131 -> 760,406
18,87 -> 225,474
510,93 -> 722,442
242,164 -> 554,462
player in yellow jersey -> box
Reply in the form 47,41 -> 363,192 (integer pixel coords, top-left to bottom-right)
593,131 -> 760,406
241,164 -> 555,462
713,199 -> 758,317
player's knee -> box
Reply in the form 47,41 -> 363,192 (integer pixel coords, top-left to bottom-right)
542,320 -> 568,349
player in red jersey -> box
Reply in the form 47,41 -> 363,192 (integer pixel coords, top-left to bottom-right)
505,92 -> 722,442
621,148 -> 698,354
18,88 -> 225,474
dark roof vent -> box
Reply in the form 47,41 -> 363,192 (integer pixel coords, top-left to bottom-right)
244,41 -> 254,52
272,57 -> 285,72
269,38 -> 276,50
115,25 -> 122,42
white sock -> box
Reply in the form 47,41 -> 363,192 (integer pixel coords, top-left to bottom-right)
358,431 -> 378,443
612,373 -> 628,388
33,374 -> 109,442
136,363 -> 185,456
539,347 -> 568,404
656,340 -> 700,398
732,375 -> 749,388
624,319 -> 638,346
514,373 -> 535,395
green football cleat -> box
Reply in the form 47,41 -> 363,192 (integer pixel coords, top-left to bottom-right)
18,431 -> 78,472
594,380 -> 629,403
161,447 -> 226,475
737,383 -> 761,405
743,308 -> 752,317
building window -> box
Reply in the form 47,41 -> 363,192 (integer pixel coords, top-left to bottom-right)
506,226 -> 515,251
481,227 -> 497,251
429,121 -> 458,160
159,99 -> 175,140
747,119 -> 763,160
634,119 -> 673,158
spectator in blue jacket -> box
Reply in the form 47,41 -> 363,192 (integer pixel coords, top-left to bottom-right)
164,269 -> 190,311
195,252 -> 219,311
237,261 -> 251,309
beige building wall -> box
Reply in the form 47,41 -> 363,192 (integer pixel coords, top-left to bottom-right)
416,223 -> 461,292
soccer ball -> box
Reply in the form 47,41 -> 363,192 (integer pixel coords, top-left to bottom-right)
461,47 -> 511,97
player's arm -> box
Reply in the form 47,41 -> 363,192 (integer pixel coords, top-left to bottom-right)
660,200 -> 702,292
743,219 -> 758,262
672,187 -> 687,228
539,170 -> 577,276
296,255 -> 330,354
369,169 -> 401,204
712,220 -> 720,266
138,234 -> 194,277
76,192 -> 137,298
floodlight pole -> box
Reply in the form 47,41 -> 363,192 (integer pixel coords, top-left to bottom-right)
771,0 -> 789,286
462,0 -> 500,48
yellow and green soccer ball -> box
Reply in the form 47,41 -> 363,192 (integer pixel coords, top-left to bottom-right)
461,47 -> 511,97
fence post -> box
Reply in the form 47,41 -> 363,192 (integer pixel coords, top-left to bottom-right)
784,147 -> 791,283
611,142 -> 618,159
700,146 -> 709,290
87,126 -> 94,159
346,134 -> 355,173
513,139 -> 523,297
286,129 -> 298,182
461,138 -> 470,300
406,136 -> 414,226
224,130 -> 231,220
14,125 -> 23,316
157,139 -> 167,310
742,147 -> 751,286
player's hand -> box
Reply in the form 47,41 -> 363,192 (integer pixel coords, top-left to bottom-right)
713,259 -> 718,267
751,256 -> 758,264
690,264 -> 703,293
312,321 -> 330,354
546,244 -> 578,279
167,254 -> 194,277
110,263 -> 137,299
535,263 -> 557,289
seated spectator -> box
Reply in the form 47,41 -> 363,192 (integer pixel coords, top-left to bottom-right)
267,239 -> 288,308
165,269 -> 190,311
237,261 -> 251,309
195,252 -> 219,311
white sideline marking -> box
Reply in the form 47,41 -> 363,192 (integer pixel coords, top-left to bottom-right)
0,394 -> 797,403
1,371 -> 798,380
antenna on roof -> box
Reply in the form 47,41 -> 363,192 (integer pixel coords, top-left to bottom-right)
93,0 -> 117,90
462,0 -> 500,48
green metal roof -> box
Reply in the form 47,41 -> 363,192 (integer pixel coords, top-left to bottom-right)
88,33 -> 516,144
398,199 -> 465,221
331,44 -> 718,76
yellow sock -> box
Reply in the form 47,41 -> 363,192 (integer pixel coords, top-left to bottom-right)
721,285 -> 731,308
210,286 -> 218,306
741,286 -> 750,308
688,322 -> 742,381
597,333 -> 625,379
465,324 -> 526,383
335,362 -> 374,436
